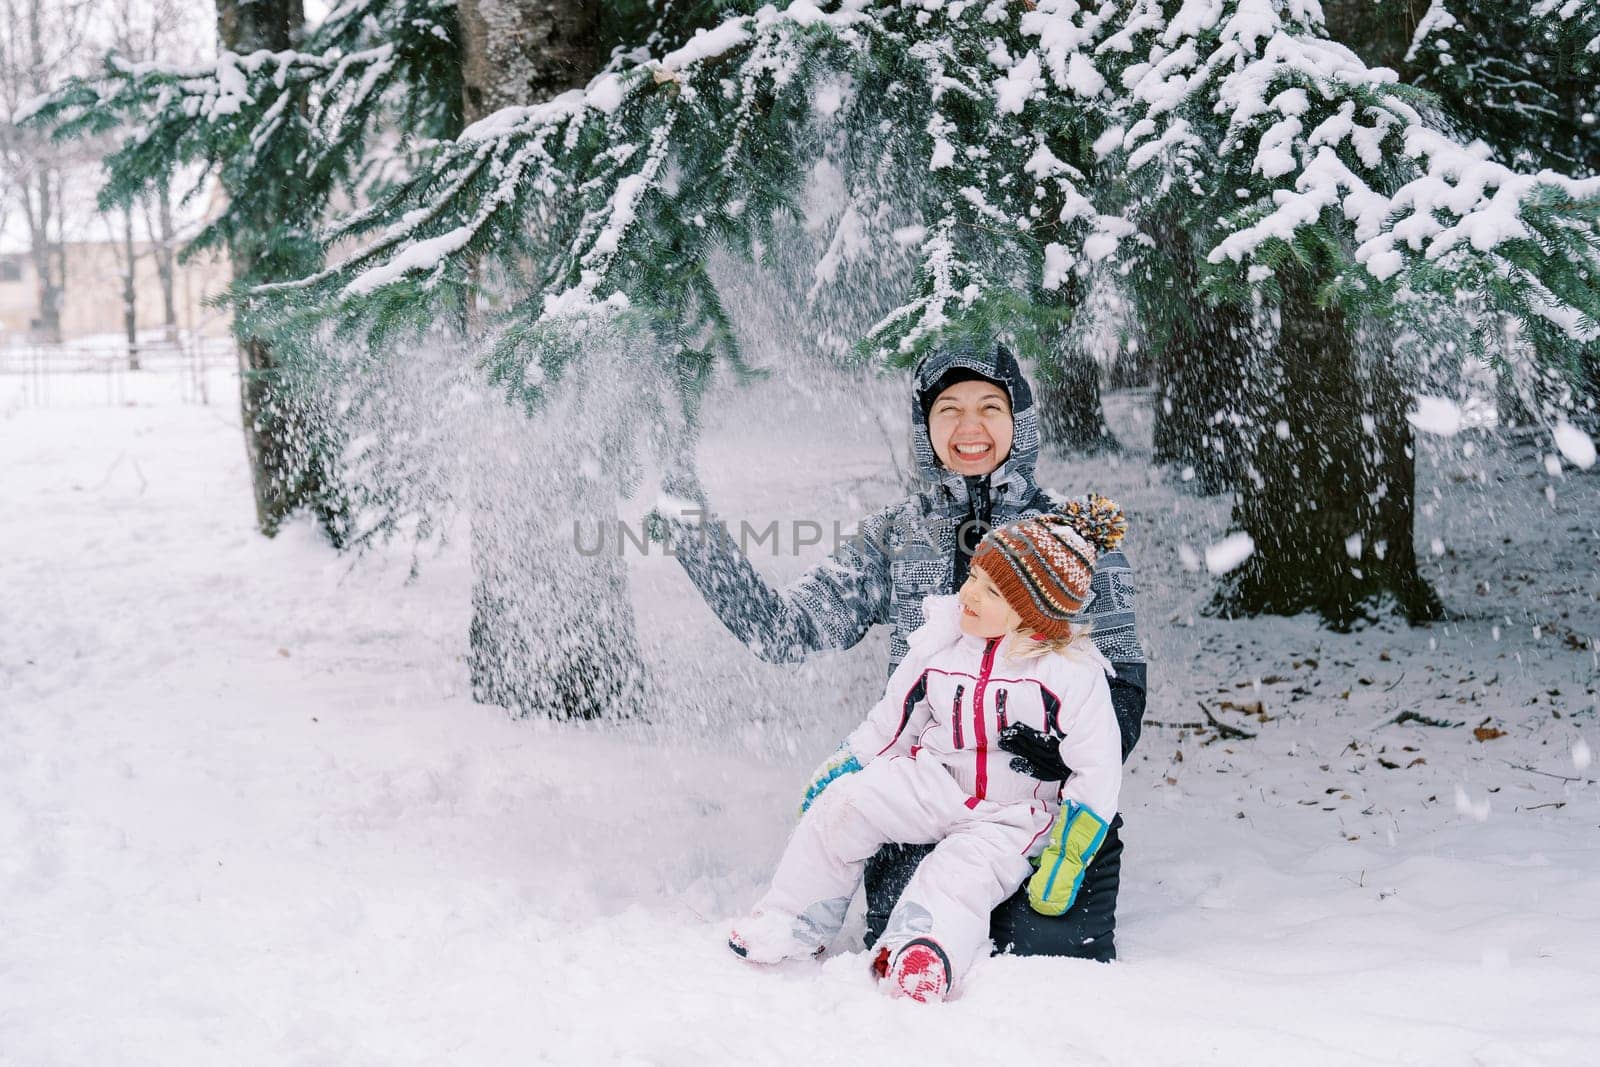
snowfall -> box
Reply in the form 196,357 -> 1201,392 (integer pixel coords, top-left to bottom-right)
3,356 -> 1598,1066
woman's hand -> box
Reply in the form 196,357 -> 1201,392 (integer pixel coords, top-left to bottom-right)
639,462 -> 707,543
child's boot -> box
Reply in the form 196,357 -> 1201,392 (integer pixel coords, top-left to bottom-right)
882,939 -> 951,1003
727,909 -> 824,964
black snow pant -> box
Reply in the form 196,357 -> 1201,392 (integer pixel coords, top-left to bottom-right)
863,815 -> 1123,962
863,663 -> 1144,964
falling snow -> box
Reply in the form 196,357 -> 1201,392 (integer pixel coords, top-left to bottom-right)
1406,396 -> 1464,437
1205,531 -> 1256,574
1553,420 -> 1597,469
4,376 -> 1598,1064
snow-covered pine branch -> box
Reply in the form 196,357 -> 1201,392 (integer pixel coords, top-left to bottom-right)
1530,0 -> 1600,56
1099,0 -> 1600,345
1403,0 -> 1600,183
26,0 -> 460,267
292,1 -> 1135,381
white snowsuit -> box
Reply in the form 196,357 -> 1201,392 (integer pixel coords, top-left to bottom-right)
754,595 -> 1122,987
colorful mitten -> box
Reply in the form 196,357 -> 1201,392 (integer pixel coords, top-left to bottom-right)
799,745 -> 863,813
1027,801 -> 1110,916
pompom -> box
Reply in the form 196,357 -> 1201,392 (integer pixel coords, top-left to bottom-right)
1058,492 -> 1127,553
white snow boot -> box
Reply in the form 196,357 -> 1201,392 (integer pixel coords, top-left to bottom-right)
727,909 -> 825,964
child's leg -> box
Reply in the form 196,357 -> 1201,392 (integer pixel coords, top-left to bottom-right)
879,800 -> 1051,990
739,757 -> 952,959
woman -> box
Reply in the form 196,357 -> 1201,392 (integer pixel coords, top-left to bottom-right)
655,341 -> 1146,961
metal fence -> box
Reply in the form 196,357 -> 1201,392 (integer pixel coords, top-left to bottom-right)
0,336 -> 237,410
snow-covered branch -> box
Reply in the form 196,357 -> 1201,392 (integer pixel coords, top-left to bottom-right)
1103,0 -> 1600,338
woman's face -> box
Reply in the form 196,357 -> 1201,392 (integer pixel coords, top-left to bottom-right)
927,380 -> 1014,477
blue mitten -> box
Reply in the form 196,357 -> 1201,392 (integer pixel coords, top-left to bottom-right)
799,745 -> 863,814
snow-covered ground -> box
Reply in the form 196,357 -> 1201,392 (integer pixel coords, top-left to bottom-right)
3,366 -> 1597,1066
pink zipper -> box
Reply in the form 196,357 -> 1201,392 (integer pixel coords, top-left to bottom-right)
972,638 -> 999,800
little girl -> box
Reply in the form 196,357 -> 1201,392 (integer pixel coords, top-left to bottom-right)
729,512 -> 1123,1002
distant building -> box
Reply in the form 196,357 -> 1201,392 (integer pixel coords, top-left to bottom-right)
0,239 -> 233,345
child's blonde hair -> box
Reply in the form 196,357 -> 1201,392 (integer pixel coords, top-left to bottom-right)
1001,620 -> 1095,661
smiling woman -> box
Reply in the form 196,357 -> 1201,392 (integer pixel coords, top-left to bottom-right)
654,340 -> 1148,962
926,378 -> 1015,478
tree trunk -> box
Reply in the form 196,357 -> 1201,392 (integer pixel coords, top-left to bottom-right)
466,432 -> 647,720
457,0 -> 599,116
216,0 -> 315,535
1037,331 -> 1119,455
121,201 -> 140,370
1580,350 -> 1600,418
1150,228 -> 1250,495
456,0 -> 642,720
216,0 -> 298,58
1106,338 -> 1152,390
1495,364 -> 1539,429
26,171 -> 63,343
14,0 -> 64,344
144,184 -> 179,342
1320,0 -> 1419,73
1212,271 -> 1443,626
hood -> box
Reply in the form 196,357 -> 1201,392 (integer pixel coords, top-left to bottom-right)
910,341 -> 1042,513
907,594 -> 965,658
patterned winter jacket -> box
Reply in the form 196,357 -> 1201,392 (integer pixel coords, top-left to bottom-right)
664,343 -> 1147,755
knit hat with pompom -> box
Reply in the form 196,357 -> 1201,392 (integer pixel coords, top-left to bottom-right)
969,494 -> 1126,640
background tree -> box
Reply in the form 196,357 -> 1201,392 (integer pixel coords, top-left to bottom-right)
29,0 -> 463,537
1100,0 -> 1600,624
1387,0 -> 1600,420
32,0 -> 1600,693
0,0 -> 95,343
104,0 -> 201,347
125,1 -> 1600,632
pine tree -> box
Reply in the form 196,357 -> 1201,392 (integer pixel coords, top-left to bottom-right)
34,0 -> 1600,641
0,0 -> 96,344
158,2 -> 1600,624
1395,0 -> 1600,174
1144,220 -> 1252,494
250,2 -> 1145,482
1386,0 -> 1600,418
26,0 -> 463,536
27,0 -> 710,720
1094,0 -> 1600,623
449,0 -> 657,719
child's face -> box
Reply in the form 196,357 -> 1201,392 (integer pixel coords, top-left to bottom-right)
957,564 -> 1025,639
927,381 -> 1014,476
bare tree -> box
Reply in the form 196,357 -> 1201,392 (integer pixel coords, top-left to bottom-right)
120,200 -> 139,367
0,0 -> 94,343
104,0 -> 199,348
143,178 -> 180,341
